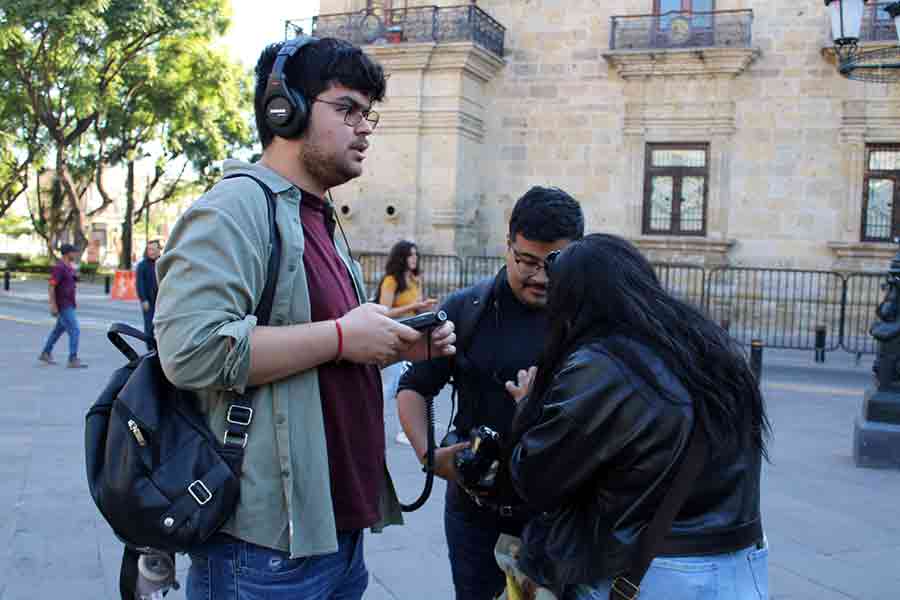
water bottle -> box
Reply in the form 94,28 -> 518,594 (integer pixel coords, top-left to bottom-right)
135,552 -> 178,600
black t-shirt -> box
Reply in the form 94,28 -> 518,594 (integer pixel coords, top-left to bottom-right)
399,273 -> 548,440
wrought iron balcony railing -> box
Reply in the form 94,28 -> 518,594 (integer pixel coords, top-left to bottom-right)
287,5 -> 505,59
609,9 -> 753,51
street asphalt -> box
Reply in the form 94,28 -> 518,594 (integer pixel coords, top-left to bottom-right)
1,277 -> 898,599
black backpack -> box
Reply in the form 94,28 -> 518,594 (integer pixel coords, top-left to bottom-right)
84,174 -> 281,554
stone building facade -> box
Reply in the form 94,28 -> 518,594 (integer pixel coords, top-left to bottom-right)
312,0 -> 900,271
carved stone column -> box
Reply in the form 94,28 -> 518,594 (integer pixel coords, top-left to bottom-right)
338,41 -> 504,255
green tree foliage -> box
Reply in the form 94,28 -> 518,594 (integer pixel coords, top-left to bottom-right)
0,0 -> 252,259
95,36 -> 253,268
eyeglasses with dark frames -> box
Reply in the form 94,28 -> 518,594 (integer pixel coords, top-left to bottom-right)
509,244 -> 559,279
543,249 -> 561,275
311,98 -> 380,130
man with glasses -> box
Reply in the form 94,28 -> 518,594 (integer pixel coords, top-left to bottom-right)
154,37 -> 456,600
397,187 -> 584,600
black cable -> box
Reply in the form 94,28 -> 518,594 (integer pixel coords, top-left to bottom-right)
326,190 -> 354,262
399,328 -> 436,512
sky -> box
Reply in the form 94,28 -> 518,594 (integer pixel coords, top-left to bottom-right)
220,0 -> 321,67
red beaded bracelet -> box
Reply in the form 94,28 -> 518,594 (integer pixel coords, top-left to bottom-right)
334,319 -> 343,361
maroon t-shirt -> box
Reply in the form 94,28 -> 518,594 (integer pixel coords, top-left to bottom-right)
299,190 -> 385,531
49,260 -> 77,309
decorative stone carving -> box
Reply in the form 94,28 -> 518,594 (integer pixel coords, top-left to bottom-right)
602,47 -> 760,80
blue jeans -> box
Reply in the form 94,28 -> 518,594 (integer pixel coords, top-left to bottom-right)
444,484 -> 513,600
142,303 -> 155,350
186,532 -> 368,600
42,306 -> 79,360
567,542 -> 769,600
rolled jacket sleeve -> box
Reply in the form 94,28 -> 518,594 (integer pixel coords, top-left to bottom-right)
154,193 -> 269,395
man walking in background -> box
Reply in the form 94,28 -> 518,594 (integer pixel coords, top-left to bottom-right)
38,243 -> 87,368
136,240 -> 160,348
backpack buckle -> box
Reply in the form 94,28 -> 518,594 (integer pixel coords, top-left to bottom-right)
188,480 -> 213,506
611,576 -> 640,600
227,405 -> 253,426
223,430 -> 249,449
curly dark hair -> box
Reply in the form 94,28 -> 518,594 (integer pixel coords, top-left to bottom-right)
254,37 -> 387,147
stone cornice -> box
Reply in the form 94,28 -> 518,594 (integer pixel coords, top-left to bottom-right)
362,41 -> 506,82
602,47 -> 760,79
828,241 -> 897,263
632,236 -> 736,256
363,42 -> 437,71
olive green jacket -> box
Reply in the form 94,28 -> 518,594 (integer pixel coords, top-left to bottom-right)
154,160 -> 402,558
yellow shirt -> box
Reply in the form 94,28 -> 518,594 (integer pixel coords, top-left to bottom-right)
379,274 -> 421,317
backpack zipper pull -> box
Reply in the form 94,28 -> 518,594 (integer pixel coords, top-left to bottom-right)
127,419 -> 147,447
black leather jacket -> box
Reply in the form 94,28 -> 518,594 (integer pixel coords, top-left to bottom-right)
509,335 -> 763,591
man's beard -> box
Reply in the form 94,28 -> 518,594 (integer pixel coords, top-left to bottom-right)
300,139 -> 359,191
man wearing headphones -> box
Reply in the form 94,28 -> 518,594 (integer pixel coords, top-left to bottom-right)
154,36 -> 456,600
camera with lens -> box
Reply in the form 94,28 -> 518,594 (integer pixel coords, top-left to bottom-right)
453,426 -> 503,492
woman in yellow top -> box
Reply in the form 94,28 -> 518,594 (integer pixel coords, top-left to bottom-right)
376,240 -> 436,317
377,240 -> 437,444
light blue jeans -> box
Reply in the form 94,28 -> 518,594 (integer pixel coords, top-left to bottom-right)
42,306 -> 80,360
187,531 -> 368,600
568,542 -> 768,600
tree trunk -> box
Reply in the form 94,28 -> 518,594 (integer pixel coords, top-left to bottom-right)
120,160 -> 135,270
46,176 -> 65,257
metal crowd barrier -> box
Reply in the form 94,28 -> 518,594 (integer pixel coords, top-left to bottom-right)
358,253 -> 887,356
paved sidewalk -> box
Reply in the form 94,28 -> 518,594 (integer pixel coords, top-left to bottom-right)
0,290 -> 898,599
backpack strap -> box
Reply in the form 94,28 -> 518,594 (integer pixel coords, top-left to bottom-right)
451,273 -> 497,373
219,173 -> 282,474
446,272 -> 500,432
107,323 -> 152,362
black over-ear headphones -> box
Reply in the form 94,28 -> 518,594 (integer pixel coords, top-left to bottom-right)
263,35 -> 319,139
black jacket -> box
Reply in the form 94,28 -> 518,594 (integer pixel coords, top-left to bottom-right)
399,268 -> 548,439
136,258 -> 158,306
509,335 -> 763,591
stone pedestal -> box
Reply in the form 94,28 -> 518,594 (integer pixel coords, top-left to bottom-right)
854,387 -> 900,469
854,249 -> 900,470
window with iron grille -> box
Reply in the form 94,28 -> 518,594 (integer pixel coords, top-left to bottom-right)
642,143 -> 709,236
862,145 -> 900,241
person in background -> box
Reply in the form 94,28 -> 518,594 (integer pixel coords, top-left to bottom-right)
376,239 -> 437,445
505,234 -> 771,599
135,240 -> 161,348
38,243 -> 88,368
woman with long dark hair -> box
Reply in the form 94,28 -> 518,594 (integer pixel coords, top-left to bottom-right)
378,240 -> 436,444
505,234 -> 771,599
376,240 -> 436,318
